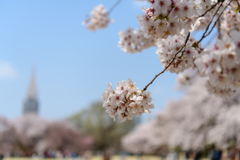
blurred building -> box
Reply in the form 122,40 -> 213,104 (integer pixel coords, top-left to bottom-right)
23,71 -> 39,115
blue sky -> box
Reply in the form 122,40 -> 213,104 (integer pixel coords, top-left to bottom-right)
0,0 -> 189,120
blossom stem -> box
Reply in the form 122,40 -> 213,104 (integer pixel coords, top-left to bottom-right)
143,32 -> 191,91
108,0 -> 122,15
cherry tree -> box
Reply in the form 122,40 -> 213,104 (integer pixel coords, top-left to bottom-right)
121,119 -> 168,154
122,71 -> 240,153
0,116 -> 16,154
12,114 -> 49,156
0,115 -> 93,156
13,115 -> 48,140
0,115 -> 46,156
84,0 -> 240,121
36,121 -> 94,154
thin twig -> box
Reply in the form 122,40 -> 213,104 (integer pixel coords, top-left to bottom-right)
143,32 -> 191,91
195,1 -> 224,46
142,0 -> 234,91
108,0 -> 122,15
199,1 -> 221,17
204,0 -> 233,38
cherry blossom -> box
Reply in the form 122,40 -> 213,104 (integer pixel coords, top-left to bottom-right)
89,0 -> 240,120
101,79 -> 154,122
195,30 -> 240,97
157,33 -> 199,73
136,0 -> 222,39
118,27 -> 156,54
0,115 -> 93,156
83,5 -> 111,31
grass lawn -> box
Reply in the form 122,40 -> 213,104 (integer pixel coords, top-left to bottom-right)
4,156 -> 160,160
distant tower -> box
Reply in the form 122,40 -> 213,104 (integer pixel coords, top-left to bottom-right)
23,70 -> 39,115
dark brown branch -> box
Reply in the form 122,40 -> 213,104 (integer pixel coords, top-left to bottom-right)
199,1 -> 221,17
143,32 -> 191,91
204,0 -> 233,38
195,1 -> 224,46
108,0 -> 122,15
142,0 -> 234,91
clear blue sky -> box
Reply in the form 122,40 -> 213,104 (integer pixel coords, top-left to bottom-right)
0,0 -> 187,120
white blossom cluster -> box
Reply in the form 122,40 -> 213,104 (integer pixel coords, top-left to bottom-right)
118,27 -> 156,54
92,0 -> 240,105
101,79 -> 154,122
137,0 -> 220,39
83,5 -> 111,31
142,0 -> 240,97
195,30 -> 240,97
157,32 -> 200,73
221,2 -> 240,33
191,1 -> 240,97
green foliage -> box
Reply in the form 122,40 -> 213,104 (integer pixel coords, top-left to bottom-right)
67,102 -> 139,152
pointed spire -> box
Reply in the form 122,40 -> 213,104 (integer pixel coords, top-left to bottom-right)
27,68 -> 37,99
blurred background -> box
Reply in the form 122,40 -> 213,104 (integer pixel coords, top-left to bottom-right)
0,0 -> 180,120
1,0 -> 237,160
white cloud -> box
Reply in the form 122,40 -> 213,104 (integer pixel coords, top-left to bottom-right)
0,62 -> 19,79
133,0 -> 150,8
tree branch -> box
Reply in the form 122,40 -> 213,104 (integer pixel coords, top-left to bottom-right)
143,32 -> 191,91
195,1 -> 224,46
199,1 -> 221,18
142,0 -> 234,91
108,0 -> 122,15
204,0 -> 233,38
